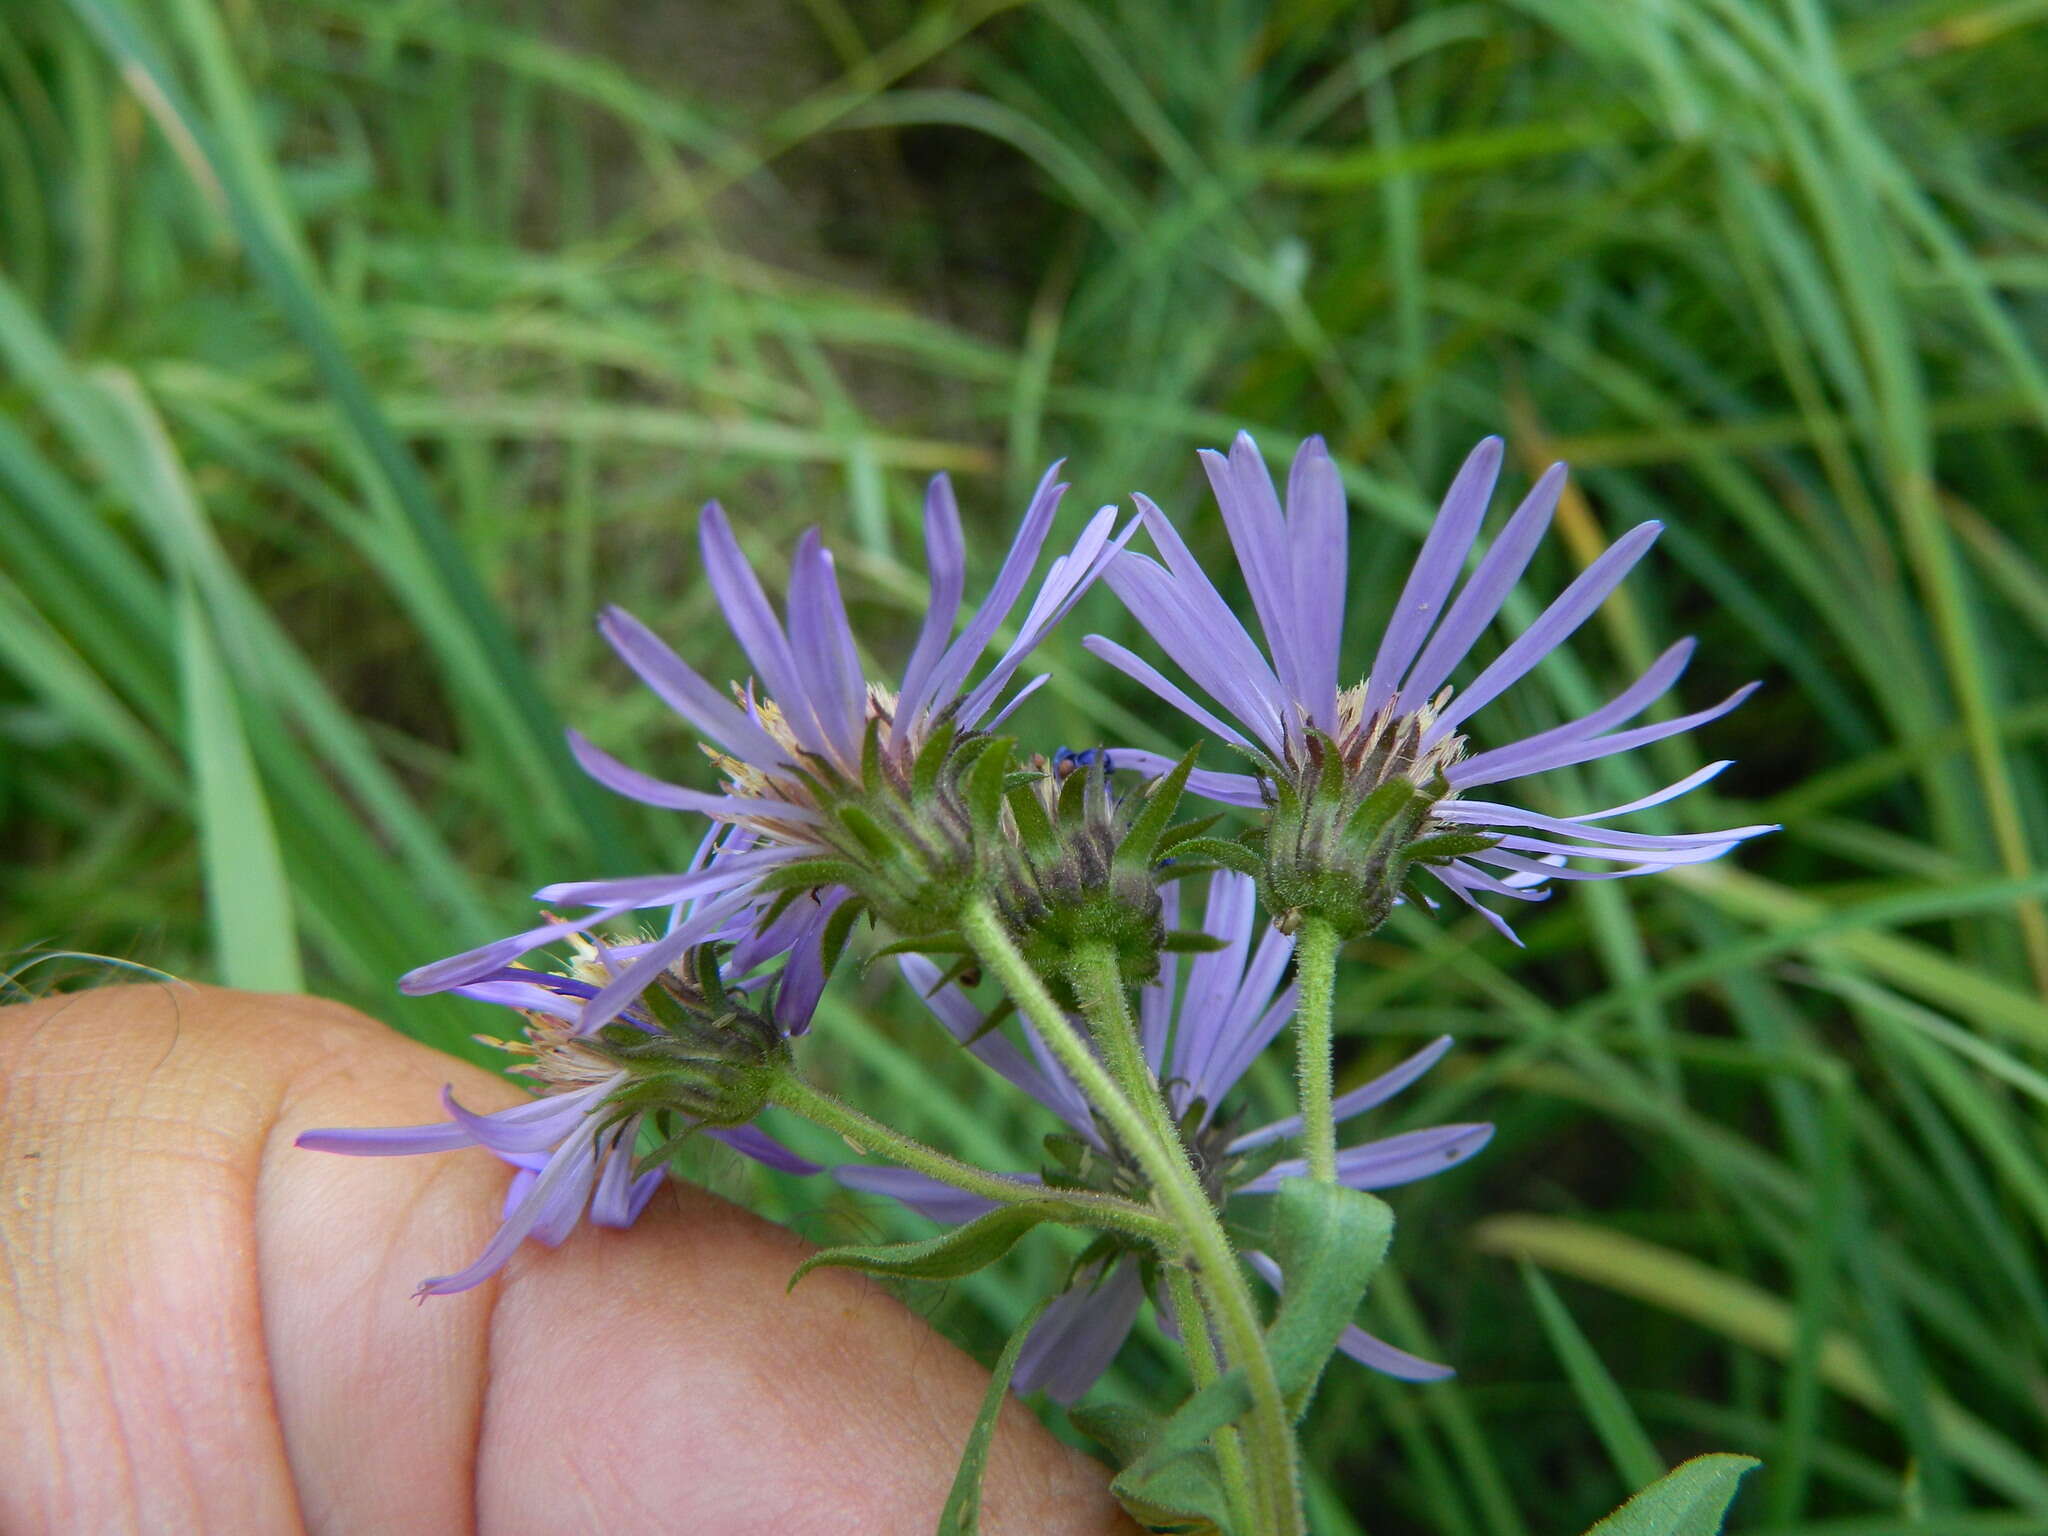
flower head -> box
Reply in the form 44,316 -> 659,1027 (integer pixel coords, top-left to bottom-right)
1086,433 -> 1771,940
402,466 -> 1127,1018
299,940 -> 819,1298
833,871 -> 1487,1400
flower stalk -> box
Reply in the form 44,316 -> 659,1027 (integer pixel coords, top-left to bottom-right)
1291,914 -> 1343,1183
962,896 -> 1305,1536
768,1072 -> 1178,1252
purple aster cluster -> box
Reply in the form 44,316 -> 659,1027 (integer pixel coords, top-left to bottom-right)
303,431 -> 1763,1419
837,872 -> 1484,1399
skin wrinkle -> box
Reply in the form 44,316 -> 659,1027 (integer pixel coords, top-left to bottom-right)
2,985 -> 1133,1534
261,1003 -> 502,1534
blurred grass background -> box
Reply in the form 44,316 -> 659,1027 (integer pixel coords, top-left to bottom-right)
3,0 -> 2047,1530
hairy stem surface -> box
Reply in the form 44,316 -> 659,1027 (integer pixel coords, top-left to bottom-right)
1292,915 -> 1343,1183
960,898 -> 1303,1535
768,1073 -> 1174,1250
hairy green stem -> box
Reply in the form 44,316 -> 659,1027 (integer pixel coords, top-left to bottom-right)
767,1073 -> 1174,1250
1165,1262 -> 1253,1527
959,898 -> 1303,1535
1292,915 -> 1343,1183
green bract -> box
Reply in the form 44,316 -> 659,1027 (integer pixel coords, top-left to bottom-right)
588,948 -> 792,1130
992,747 -> 1223,1001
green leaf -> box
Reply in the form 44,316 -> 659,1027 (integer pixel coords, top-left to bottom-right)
1069,1401 -> 1161,1466
1112,1453 -> 1231,1535
1072,1404 -> 1230,1536
1114,744 -> 1198,872
177,584 -> 303,992
1264,1179 -> 1395,1411
935,1296 -> 1050,1536
1518,1260 -> 1665,1491
1584,1454 -> 1761,1536
789,1202 -> 1056,1289
1161,929 -> 1230,954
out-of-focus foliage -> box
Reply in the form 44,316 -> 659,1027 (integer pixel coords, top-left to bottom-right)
3,2 -> 2046,1530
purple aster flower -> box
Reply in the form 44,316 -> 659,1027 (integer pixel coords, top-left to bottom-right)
833,871 -> 1487,1401
1085,433 -> 1771,940
299,930 -> 820,1299
402,467 -> 1128,1022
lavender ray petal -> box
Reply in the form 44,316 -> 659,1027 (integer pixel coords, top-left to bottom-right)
897,473 -> 967,719
1446,637 -> 1693,784
594,606 -> 788,767
1120,504 -> 1290,745
1437,858 -> 1556,900
295,1120 -> 477,1156
1102,749 -> 1269,808
785,530 -> 866,769
1434,795 -> 1767,849
707,1121 -> 823,1175
399,908 -> 638,995
959,506 -> 1132,726
1364,437 -> 1503,720
446,979 -> 585,1023
772,889 -> 846,1036
1013,1259 -> 1146,1405
1284,436 -> 1347,731
980,672 -> 1050,732
1397,462 -> 1564,710
831,1164 -> 1030,1225
1568,761 -> 1733,819
565,730 -> 762,817
414,1119 -> 602,1297
500,1166 -> 540,1222
535,851 -> 794,909
1244,1252 -> 1458,1380
1449,684 -> 1760,789
1426,520 -> 1662,744
438,1081 -> 610,1153
1420,865 -> 1528,946
1337,1324 -> 1456,1380
623,1167 -> 666,1224
1082,637 -> 1256,750
579,919 -> 705,1031
1231,1035 -> 1456,1152
698,503 -> 827,756
1199,984 -> 1298,1113
1192,915 -> 1299,1105
897,956 -> 1079,1129
527,1143 -> 602,1246
589,1138 -> 649,1228
1243,1122 -> 1494,1193
1201,433 -> 1306,706
918,462 -> 1064,716
1167,872 -> 1258,1089
1488,831 -> 1758,864
1138,880 -> 1182,1070
1102,551 -> 1285,755
1468,848 -> 1736,883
